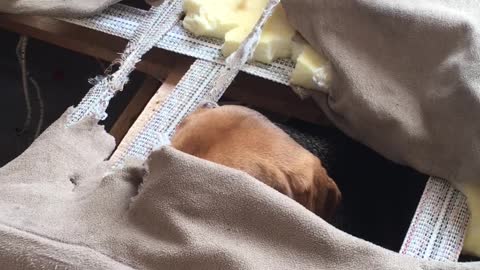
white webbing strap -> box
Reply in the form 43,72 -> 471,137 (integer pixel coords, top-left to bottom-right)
400,177 -> 469,261
66,0 -> 182,126
62,2 -> 295,86
112,59 -> 223,164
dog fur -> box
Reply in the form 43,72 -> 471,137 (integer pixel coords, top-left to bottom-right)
171,105 -> 341,220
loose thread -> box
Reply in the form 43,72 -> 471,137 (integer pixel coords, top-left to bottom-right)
29,76 -> 44,139
16,36 -> 32,135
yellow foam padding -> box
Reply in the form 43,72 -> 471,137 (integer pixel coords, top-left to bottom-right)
183,0 -> 332,90
463,184 -> 480,257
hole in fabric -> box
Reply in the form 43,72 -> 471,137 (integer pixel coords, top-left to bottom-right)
69,174 -> 80,186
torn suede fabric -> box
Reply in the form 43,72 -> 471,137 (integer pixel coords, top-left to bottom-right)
0,110 -> 478,269
282,0 -> 480,187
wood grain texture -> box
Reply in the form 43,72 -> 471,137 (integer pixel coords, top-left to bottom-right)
110,57 -> 194,162
109,75 -> 162,143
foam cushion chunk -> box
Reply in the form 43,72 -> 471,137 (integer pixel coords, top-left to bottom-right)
183,0 -> 332,90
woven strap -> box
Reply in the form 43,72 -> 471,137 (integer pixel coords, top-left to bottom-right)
62,2 -> 294,86
112,59 -> 222,164
400,177 -> 469,261
66,0 -> 182,125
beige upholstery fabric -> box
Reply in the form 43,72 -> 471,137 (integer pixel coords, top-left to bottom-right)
0,0 -> 121,17
283,2 -> 480,256
282,0 -> 480,187
0,109 -> 478,269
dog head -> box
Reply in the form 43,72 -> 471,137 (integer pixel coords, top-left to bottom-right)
172,105 -> 341,220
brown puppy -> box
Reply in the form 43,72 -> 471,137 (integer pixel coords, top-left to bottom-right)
171,105 -> 341,220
